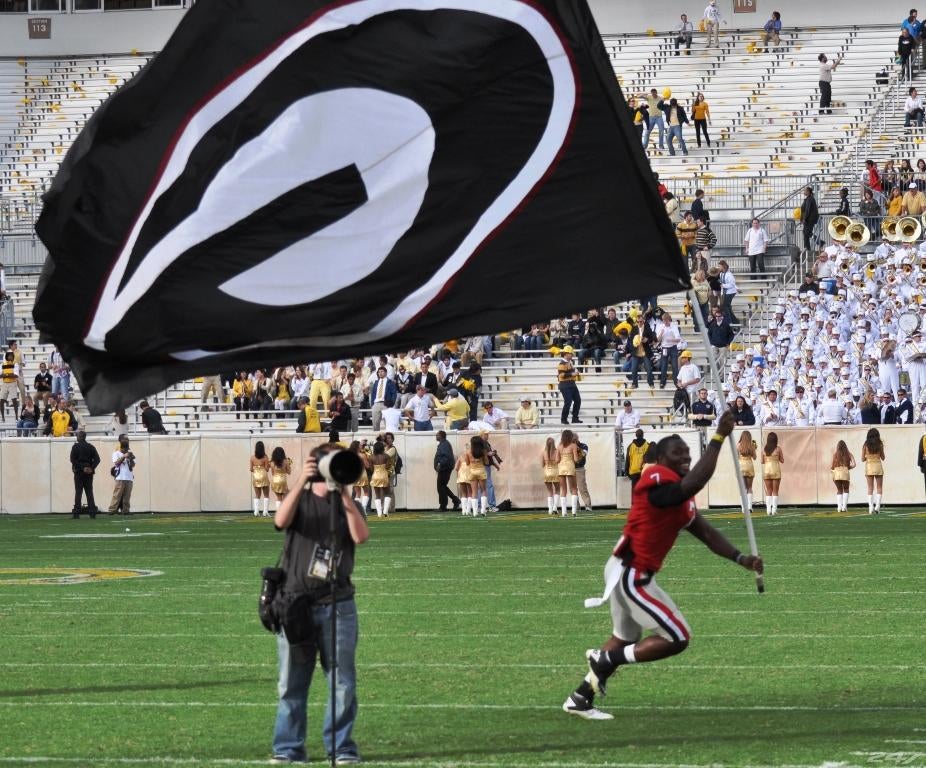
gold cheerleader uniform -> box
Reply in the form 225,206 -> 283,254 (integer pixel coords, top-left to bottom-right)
354,462 -> 370,489
864,453 -> 884,477
558,453 -> 576,478
270,462 -> 290,495
251,461 -> 270,489
762,453 -> 781,481
543,459 -> 559,483
457,461 -> 472,485
467,457 -> 487,482
371,462 -> 390,488
738,455 -> 755,479
831,464 -> 850,483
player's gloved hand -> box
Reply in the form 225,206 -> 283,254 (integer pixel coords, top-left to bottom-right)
715,410 -> 735,438
740,554 -> 764,574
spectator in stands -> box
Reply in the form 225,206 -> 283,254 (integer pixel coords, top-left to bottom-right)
139,400 -> 167,434
691,270 -> 711,331
676,350 -> 702,401
663,192 -> 681,224
863,159 -> 884,205
295,396 -> 321,433
676,211 -> 698,263
289,366 -> 309,407
882,160 -> 899,195
690,388 -> 716,428
731,396 -> 756,426
896,388 -> 915,424
707,306 -> 736,350
578,320 -> 606,374
482,402 -> 509,431
33,362 -> 51,408
902,9 -> 923,69
441,360 -> 463,392
761,11 -> 782,52
232,372 -> 252,419
435,388 -> 470,431
624,429 -> 649,488
862,189 -> 886,231
703,0 -> 725,47
654,172 -> 668,199
691,92 -> 711,148
627,314 -> 655,389
328,391 -> 352,432
717,260 -> 739,325
0,351 -> 19,422
902,182 -> 926,215
798,272 -> 820,295
817,53 -> 842,115
859,390 -> 880,424
643,88 -> 666,152
900,30 -> 917,81
916,159 -> 926,191
414,360 -> 439,396
743,218 -> 769,274
834,187 -> 851,216
8,340 -> 26,406
459,363 -> 482,421
16,396 -> 38,437
691,188 -> 709,223
656,311 -> 682,389
631,96 -> 649,145
45,397 -> 75,438
200,373 -> 223,412
515,397 -> 538,429
369,366 -> 397,432
0,262 -> 5,302
800,186 -> 820,256
394,364 -> 413,409
614,400 -> 640,431
556,346 -> 581,424
251,370 -> 274,414
675,12 -> 694,55
664,98 -> 689,156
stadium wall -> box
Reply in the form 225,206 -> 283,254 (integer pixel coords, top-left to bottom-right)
0,426 -> 924,513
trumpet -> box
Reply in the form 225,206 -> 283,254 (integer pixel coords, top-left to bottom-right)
899,216 -> 922,242
839,260 -> 850,273
845,221 -> 871,248
828,215 -> 853,241
919,274 -> 926,287
882,216 -> 900,241
920,257 -> 926,271
888,273 -> 898,284
904,263 -> 915,274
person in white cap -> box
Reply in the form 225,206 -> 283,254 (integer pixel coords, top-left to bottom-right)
902,182 -> 926,216
676,350 -> 702,400
878,332 -> 900,398
786,385 -> 815,426
703,0 -> 725,47
760,389 -> 785,426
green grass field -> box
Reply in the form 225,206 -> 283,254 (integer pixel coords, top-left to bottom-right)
1,507 -> 924,768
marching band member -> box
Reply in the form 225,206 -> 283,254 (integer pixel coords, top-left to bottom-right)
785,385 -> 815,426
759,389 -> 785,427
878,331 -> 900,398
904,329 -> 926,404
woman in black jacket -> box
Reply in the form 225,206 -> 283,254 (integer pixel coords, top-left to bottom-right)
579,322 -> 607,373
731,396 -> 756,426
858,390 -> 880,425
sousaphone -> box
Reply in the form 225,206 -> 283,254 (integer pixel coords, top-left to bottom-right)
828,215 -> 852,241
845,221 -> 871,249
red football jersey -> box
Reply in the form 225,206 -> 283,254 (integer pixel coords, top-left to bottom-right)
614,464 -> 696,573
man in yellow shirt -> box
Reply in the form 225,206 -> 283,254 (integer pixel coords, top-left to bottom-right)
295,397 -> 321,433
515,397 -> 539,429
435,388 -> 470,430
675,211 -> 697,258
902,182 -> 926,216
45,397 -> 75,438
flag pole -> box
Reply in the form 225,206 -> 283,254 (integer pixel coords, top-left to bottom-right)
687,291 -> 765,594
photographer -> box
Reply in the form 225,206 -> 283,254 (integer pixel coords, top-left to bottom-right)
270,445 -> 369,765
109,435 -> 136,516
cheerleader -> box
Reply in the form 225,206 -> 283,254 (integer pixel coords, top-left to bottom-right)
862,428 -> 885,514
761,431 -> 784,516
541,436 -> 561,516
466,436 -> 489,517
250,441 -> 271,517
830,440 -> 856,513
349,440 -> 371,516
268,446 -> 292,514
737,431 -> 757,513
455,452 -> 472,515
370,441 -> 391,518
558,429 -> 580,517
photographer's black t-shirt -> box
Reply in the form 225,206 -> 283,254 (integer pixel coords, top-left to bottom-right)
279,491 -> 356,603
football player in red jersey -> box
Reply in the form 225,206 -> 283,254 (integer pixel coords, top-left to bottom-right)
564,409 -> 763,720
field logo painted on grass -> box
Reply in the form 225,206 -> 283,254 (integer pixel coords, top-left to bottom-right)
0,568 -> 163,585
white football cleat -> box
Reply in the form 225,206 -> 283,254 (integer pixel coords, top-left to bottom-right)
562,692 -> 613,720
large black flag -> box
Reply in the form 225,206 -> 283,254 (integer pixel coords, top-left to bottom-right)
34,0 -> 687,413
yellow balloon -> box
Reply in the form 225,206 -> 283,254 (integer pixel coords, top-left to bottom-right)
662,88 -> 672,99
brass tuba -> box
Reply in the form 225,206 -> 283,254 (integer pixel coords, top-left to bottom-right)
845,222 -> 871,248
882,216 -> 900,241
898,216 -> 922,242
919,274 -> 926,287
828,215 -> 853,241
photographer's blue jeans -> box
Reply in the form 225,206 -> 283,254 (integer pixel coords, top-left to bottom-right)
272,599 -> 359,763
486,464 -> 496,507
